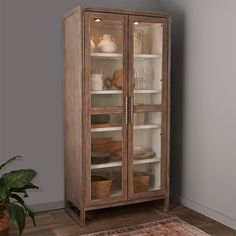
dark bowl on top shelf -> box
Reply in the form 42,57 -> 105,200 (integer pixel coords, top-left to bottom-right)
91,152 -> 111,164
91,114 -> 110,124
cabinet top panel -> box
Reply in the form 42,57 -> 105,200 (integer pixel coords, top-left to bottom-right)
64,5 -> 170,20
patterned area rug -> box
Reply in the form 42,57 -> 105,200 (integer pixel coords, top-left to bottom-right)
82,217 -> 210,236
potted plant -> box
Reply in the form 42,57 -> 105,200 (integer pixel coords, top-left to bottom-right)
0,156 -> 39,236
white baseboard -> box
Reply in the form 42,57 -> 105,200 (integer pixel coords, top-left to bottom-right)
29,200 -> 64,213
171,194 -> 236,230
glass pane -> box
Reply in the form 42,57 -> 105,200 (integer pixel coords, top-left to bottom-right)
133,22 -> 163,105
91,113 -> 123,200
133,112 -> 161,193
90,18 -> 124,107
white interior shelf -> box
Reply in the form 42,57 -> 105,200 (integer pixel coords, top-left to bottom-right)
133,156 -> 161,165
134,123 -> 161,130
91,89 -> 161,95
109,189 -> 122,197
91,156 -> 160,170
91,53 -> 161,60
91,52 -> 122,59
91,90 -> 122,95
134,89 -> 161,94
91,124 -> 161,132
91,161 -> 122,170
134,54 -> 161,59
91,126 -> 122,132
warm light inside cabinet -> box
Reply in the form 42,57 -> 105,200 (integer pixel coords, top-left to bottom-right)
94,18 -> 102,22
134,21 -> 140,25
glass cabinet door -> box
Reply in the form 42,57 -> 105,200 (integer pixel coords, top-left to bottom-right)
85,12 -> 128,205
128,17 -> 168,198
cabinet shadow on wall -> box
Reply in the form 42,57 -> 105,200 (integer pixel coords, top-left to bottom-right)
170,11 -> 186,200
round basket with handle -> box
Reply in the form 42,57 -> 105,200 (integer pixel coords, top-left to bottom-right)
91,173 -> 114,199
133,172 -> 150,193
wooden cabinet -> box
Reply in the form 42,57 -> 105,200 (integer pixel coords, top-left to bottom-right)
64,6 -> 171,226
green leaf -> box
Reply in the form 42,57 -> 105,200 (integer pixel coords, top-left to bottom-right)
2,169 -> 37,189
0,186 -> 9,201
21,183 -> 39,190
0,156 -> 22,171
0,179 -> 9,200
10,194 -> 25,205
10,194 -> 36,227
10,183 -> 39,198
6,203 -> 26,235
10,188 -> 28,198
25,206 -> 36,226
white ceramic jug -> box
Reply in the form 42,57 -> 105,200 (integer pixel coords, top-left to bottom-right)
97,34 -> 117,53
91,74 -> 103,91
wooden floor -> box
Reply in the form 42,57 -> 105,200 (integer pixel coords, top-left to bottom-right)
9,202 -> 235,236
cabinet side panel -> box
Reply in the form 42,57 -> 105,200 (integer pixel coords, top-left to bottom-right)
64,10 -> 83,208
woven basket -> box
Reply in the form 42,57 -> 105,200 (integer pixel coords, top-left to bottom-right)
0,211 -> 9,236
91,175 -> 113,199
133,172 -> 150,193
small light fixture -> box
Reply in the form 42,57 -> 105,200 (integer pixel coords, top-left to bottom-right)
134,21 -> 140,25
94,18 -> 102,22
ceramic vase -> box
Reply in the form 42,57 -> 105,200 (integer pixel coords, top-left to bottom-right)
91,74 -> 103,91
97,34 -> 117,53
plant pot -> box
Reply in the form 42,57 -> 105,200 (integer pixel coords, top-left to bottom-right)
0,211 -> 9,236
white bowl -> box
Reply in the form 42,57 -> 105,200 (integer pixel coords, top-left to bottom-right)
134,146 -> 146,155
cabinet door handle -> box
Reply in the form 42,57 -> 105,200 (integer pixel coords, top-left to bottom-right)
125,96 -> 128,124
130,96 -> 134,124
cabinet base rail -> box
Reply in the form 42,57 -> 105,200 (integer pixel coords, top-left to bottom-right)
65,196 -> 169,227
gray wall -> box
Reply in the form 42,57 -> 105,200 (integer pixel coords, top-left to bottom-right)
1,0 -> 236,229
0,0 -> 5,163
1,0 -> 162,209
158,0 -> 236,229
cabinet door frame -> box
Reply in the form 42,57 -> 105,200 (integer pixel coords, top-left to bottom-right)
84,11 -> 129,207
127,15 -> 170,200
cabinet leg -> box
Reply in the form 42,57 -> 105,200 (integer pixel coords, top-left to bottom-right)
163,197 -> 170,213
80,210 -> 86,227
